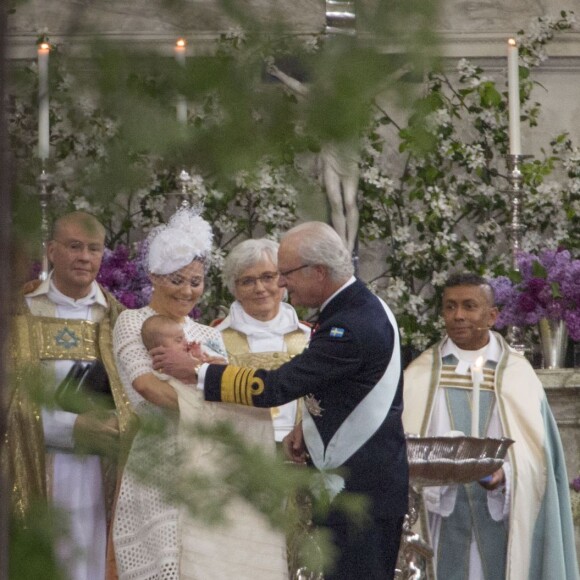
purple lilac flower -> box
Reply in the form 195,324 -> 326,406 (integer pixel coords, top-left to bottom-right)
489,249 -> 580,334
517,293 -> 538,314
490,276 -> 513,304
98,243 -> 153,310
563,310 -> 580,341
571,476 -> 580,493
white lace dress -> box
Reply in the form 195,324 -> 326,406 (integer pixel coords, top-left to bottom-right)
112,306 -> 288,580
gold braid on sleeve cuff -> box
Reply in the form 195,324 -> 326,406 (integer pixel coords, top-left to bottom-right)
221,366 -> 265,406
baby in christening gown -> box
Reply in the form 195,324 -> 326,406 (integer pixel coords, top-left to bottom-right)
140,315 -> 289,580
140,313 -> 223,465
140,314 -> 282,466
141,313 -> 212,405
141,313 -> 213,374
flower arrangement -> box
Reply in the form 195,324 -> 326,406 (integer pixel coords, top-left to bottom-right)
490,249 -> 580,340
96,243 -> 157,308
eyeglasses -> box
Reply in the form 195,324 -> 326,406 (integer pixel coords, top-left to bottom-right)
53,240 -> 105,255
236,272 -> 280,289
278,264 -> 310,278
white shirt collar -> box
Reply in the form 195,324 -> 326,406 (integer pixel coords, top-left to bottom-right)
26,271 -> 108,309
320,276 -> 357,312
441,332 -> 503,365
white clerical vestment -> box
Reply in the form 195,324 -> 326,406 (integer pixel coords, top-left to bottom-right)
421,334 -> 510,580
215,301 -> 311,441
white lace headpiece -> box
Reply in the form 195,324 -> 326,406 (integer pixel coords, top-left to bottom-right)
146,207 -> 213,275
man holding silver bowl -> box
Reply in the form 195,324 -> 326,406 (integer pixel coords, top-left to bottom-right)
403,273 -> 578,580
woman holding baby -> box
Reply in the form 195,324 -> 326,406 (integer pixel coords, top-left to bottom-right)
111,208 -> 288,580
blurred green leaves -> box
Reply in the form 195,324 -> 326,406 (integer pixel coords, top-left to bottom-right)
8,0 -> 441,208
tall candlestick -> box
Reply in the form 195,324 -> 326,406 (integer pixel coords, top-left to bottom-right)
507,38 -> 521,155
38,42 -> 50,160
470,356 -> 484,437
175,38 -> 187,124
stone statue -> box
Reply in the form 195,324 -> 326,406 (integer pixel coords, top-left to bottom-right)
266,60 -> 360,254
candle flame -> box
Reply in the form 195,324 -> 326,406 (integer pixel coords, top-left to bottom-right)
38,42 -> 51,52
508,38 -> 517,47
176,38 -> 186,48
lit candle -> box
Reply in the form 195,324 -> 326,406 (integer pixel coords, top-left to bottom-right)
471,356 -> 484,437
38,41 -> 50,160
175,37 -> 186,66
175,38 -> 187,124
507,38 -> 521,155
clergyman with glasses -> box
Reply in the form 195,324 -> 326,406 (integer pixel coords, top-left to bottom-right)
5,211 -> 127,580
214,238 -> 311,445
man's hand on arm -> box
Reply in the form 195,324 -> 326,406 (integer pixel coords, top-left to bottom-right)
150,346 -> 227,385
150,345 -> 199,383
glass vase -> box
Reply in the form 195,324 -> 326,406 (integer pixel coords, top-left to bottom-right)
538,318 -> 568,369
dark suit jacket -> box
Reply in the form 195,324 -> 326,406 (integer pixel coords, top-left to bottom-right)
205,279 -> 408,518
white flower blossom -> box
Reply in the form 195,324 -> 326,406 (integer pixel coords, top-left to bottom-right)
431,271 -> 447,287
385,278 -> 408,301
407,294 -> 426,315
410,332 -> 431,351
563,147 -> 580,171
392,225 -> 411,243
361,222 -> 384,239
463,143 -> 486,170
73,198 -> 96,213
477,109 -> 501,129
457,58 -> 477,78
425,108 -> 452,132
213,215 -> 236,235
211,247 -> 226,270
462,241 -> 483,260
567,178 -> 580,194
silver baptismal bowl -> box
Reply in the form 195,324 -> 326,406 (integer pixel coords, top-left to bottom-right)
406,435 -> 514,487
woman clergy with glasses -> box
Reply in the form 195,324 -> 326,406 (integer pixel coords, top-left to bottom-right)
215,238 -> 311,444
111,210 -> 288,580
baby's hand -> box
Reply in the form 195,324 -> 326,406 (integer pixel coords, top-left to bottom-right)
186,342 -> 225,364
186,341 -> 204,358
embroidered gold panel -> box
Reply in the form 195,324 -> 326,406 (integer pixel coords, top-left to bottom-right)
13,315 -> 100,361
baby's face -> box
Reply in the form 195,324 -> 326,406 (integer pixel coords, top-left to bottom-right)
158,327 -> 187,351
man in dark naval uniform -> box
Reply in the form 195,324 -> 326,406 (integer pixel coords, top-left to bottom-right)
151,221 -> 408,580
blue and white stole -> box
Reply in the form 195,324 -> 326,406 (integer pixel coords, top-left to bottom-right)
436,354 -> 508,580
